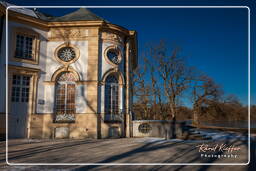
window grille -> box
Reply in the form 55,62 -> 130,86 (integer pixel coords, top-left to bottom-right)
138,123 -> 152,134
55,72 -> 76,122
11,75 -> 30,102
15,34 -> 34,59
104,74 -> 120,121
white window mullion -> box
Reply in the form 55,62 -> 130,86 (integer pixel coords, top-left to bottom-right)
110,85 -> 112,116
19,76 -> 23,102
22,36 -> 26,58
20,76 -> 24,102
104,75 -> 119,121
64,84 -> 67,114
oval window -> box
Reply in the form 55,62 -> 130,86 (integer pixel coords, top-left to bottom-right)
106,48 -> 121,65
138,123 -> 152,134
57,47 -> 76,62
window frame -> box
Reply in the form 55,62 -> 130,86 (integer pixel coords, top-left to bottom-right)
54,43 -> 80,66
11,74 -> 31,103
104,74 -> 121,122
54,72 -> 77,123
11,27 -> 40,65
104,46 -> 122,67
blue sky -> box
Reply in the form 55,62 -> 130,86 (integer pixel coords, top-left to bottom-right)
5,0 -> 255,106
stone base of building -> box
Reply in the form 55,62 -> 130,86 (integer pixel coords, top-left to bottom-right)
29,113 -> 128,139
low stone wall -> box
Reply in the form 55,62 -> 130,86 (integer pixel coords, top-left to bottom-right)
132,120 -> 188,138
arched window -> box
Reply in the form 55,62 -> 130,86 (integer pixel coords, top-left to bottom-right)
55,72 -> 76,122
105,74 -> 119,117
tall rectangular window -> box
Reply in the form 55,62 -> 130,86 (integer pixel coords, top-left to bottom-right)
55,84 -> 75,115
55,72 -> 76,122
15,34 -> 34,60
11,75 -> 30,102
104,74 -> 120,122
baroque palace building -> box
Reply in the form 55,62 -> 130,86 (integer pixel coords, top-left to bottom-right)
0,2 -> 138,139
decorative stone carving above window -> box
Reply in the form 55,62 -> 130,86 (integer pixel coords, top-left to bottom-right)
57,71 -> 77,81
48,28 -> 89,41
101,32 -> 124,44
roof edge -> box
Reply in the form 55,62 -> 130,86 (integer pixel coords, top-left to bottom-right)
1,5 -> 132,34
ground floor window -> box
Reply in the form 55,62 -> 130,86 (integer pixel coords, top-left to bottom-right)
104,74 -> 120,121
55,72 -> 76,122
11,74 -> 31,102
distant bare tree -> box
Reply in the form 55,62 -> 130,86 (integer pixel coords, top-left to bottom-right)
133,40 -> 249,125
223,94 -> 241,106
192,75 -> 222,125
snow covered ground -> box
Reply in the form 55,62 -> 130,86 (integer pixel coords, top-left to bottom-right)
136,128 -> 254,144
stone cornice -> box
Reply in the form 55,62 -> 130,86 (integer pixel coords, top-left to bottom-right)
1,5 -> 132,36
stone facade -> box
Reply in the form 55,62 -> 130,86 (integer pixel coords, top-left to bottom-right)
0,4 -> 137,139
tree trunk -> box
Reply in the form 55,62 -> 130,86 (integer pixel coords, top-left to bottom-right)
170,103 -> 176,119
193,104 -> 200,125
170,115 -> 176,139
193,110 -> 199,125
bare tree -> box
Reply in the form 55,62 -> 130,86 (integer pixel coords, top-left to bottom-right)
223,94 -> 241,106
144,57 -> 159,120
133,40 -> 249,129
150,41 -> 194,120
192,75 -> 222,125
132,65 -> 151,119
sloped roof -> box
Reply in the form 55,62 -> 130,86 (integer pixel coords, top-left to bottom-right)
50,8 -> 105,22
0,1 -> 38,18
0,1 -> 106,22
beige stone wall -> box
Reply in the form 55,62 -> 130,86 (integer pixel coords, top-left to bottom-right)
86,28 -> 99,114
85,82 -> 98,114
3,9 -> 137,139
27,26 -> 135,139
30,114 -> 44,138
30,113 -> 98,139
100,119 -> 122,138
30,113 -> 125,139
29,27 -> 101,139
